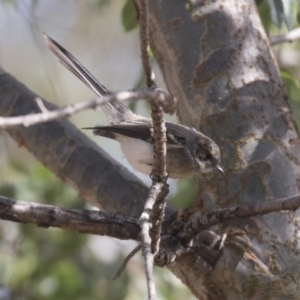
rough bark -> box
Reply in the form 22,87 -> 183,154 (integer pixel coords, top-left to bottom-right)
0,196 -> 140,240
146,0 -> 300,299
0,67 -> 152,217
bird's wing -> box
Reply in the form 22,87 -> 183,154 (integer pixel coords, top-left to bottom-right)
83,121 -> 188,146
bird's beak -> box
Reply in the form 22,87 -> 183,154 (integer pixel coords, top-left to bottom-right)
215,165 -> 224,174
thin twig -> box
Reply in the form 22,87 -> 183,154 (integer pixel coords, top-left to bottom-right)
35,97 -> 49,113
139,0 -> 155,87
270,27 -> 300,46
113,245 -> 142,280
0,88 -> 175,128
149,102 -> 168,181
139,211 -> 156,299
138,0 -> 169,298
139,182 -> 164,300
148,102 -> 168,255
139,0 -> 168,259
140,183 -> 165,228
149,183 -> 169,253
176,194 -> 300,241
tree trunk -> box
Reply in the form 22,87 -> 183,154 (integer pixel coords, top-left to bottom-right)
146,0 -> 300,298
0,67 -> 151,217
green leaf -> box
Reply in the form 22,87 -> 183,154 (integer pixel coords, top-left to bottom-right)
0,0 -> 16,4
266,0 -> 284,27
282,0 -> 294,30
255,0 -> 264,6
257,0 -> 273,32
169,178 -> 196,209
121,0 -> 138,32
281,69 -> 299,87
96,0 -> 109,7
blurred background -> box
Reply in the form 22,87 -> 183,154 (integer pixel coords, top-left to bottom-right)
0,0 -> 300,299
0,1 -> 196,299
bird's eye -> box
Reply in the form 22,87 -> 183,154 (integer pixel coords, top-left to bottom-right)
205,153 -> 212,160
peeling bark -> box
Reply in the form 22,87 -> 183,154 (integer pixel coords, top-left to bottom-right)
146,0 -> 300,298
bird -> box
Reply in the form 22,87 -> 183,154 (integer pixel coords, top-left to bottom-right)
43,33 -> 223,179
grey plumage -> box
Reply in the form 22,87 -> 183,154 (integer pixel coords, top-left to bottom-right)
44,33 -> 223,178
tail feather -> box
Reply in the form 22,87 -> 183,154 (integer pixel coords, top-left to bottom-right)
43,33 -> 108,97
43,33 -> 133,123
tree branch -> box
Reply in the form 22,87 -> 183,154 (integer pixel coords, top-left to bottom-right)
0,68 -> 177,218
175,194 -> 300,241
270,27 -> 300,46
0,196 -> 140,240
0,87 -> 175,128
2,190 -> 300,278
113,245 -> 142,279
0,194 -> 221,277
2,192 -> 299,241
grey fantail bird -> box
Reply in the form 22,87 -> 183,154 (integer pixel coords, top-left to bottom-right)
43,33 -> 223,179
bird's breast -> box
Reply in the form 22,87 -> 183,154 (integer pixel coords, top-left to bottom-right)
116,135 -> 154,174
